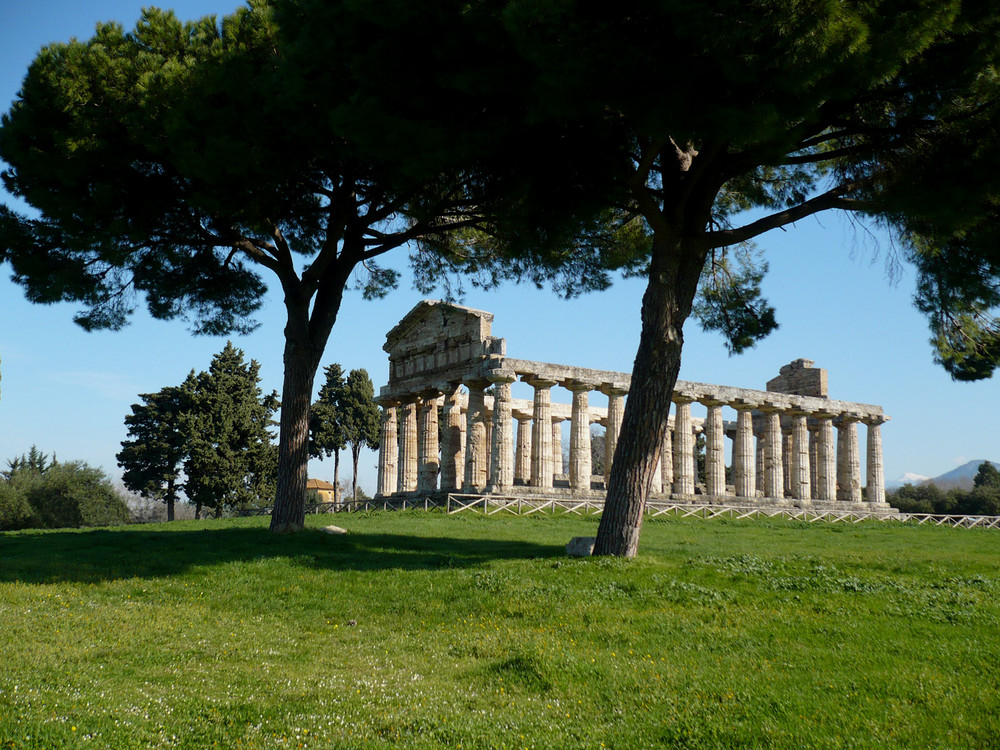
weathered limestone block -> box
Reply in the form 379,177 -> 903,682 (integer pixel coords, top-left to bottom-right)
514,417 -> 532,484
526,376 -> 558,489
566,537 -> 596,557
865,416 -> 889,504
732,401 -> 756,498
790,411 -> 811,501
701,399 -> 726,496
568,380 -> 595,491
417,392 -> 441,494
672,396 -> 695,494
488,371 -> 517,492
463,380 -> 489,490
660,426 -> 673,491
440,386 -> 464,491
836,414 -> 862,503
398,400 -> 418,493
377,401 -> 398,497
815,412 -> 837,501
761,406 -> 784,499
602,386 -> 627,478
553,419 -> 565,476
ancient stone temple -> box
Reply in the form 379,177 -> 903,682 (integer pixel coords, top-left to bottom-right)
374,300 -> 891,511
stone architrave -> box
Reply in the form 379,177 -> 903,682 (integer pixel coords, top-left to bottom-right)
731,401 -> 757,498
487,370 -> 517,492
567,380 -> 596,491
525,376 -> 558,489
789,410 -> 811,501
440,386 -> 464,491
760,404 -> 784,499
660,425 -> 673,492
463,379 -> 489,490
700,398 -> 726,496
417,391 -> 442,494
397,400 -> 418,493
601,385 -> 628,477
836,413 -> 862,503
672,394 -> 695,495
865,416 -> 889,505
376,400 -> 398,497
514,416 -> 532,484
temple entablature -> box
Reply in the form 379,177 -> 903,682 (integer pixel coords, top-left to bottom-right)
376,301 -> 891,512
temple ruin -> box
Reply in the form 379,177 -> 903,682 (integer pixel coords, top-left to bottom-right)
374,300 -> 891,512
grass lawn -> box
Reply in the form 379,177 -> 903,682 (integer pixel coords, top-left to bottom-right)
1,511 -> 998,749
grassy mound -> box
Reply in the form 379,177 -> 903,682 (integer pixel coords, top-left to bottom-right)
1,512 -> 998,748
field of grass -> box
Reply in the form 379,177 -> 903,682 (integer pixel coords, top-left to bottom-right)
1,511 -> 998,749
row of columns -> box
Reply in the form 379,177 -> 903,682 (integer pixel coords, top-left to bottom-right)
377,380 -> 887,505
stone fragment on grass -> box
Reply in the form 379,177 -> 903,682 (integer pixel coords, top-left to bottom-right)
322,525 -> 348,535
566,536 -> 596,557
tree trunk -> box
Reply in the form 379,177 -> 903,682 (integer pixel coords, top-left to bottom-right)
166,478 -> 175,522
351,443 -> 361,506
195,501 -> 202,520
334,449 -> 341,506
269,321 -> 322,532
268,256 -> 352,533
593,233 -> 708,557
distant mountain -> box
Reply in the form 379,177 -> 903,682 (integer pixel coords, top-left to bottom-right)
929,460 -> 1000,490
889,461 -> 1000,491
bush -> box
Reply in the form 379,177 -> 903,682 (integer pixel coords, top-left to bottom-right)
1,454 -> 130,530
0,481 -> 37,530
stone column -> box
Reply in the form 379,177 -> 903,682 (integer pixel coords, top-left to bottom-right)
732,401 -> 757,498
790,410 -> 811,501
809,427 -> 820,500
865,415 -> 888,505
601,385 -> 628,478
463,379 -> 489,491
487,371 -> 516,492
836,413 -> 862,503
672,395 -> 695,495
526,376 -> 557,489
417,391 -> 441,494
440,386 -> 464,491
755,427 -> 765,493
552,419 -> 565,477
760,405 -> 784,499
782,431 -> 794,497
700,398 -> 726,497
815,411 -> 837,501
397,400 -> 418,493
376,400 -> 398,497
514,416 -> 532,484
650,439 -> 663,494
568,380 -> 595,492
660,425 -> 673,492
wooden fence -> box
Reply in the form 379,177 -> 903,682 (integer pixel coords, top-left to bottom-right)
240,494 -> 1000,529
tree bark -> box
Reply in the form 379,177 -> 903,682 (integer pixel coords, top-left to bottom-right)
166,478 -> 175,522
333,449 -> 341,506
593,232 -> 708,557
269,306 -> 323,532
269,255 -> 352,533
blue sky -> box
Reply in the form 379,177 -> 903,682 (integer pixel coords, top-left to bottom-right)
1,0 -> 998,496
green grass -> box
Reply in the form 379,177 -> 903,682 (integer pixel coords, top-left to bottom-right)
1,512 -> 999,749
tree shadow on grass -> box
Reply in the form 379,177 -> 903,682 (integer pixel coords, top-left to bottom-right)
0,525 -> 564,584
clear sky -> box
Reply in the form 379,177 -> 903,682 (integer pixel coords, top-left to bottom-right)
1,0 -> 998,497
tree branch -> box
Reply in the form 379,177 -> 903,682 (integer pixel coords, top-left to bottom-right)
707,181 -> 871,249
